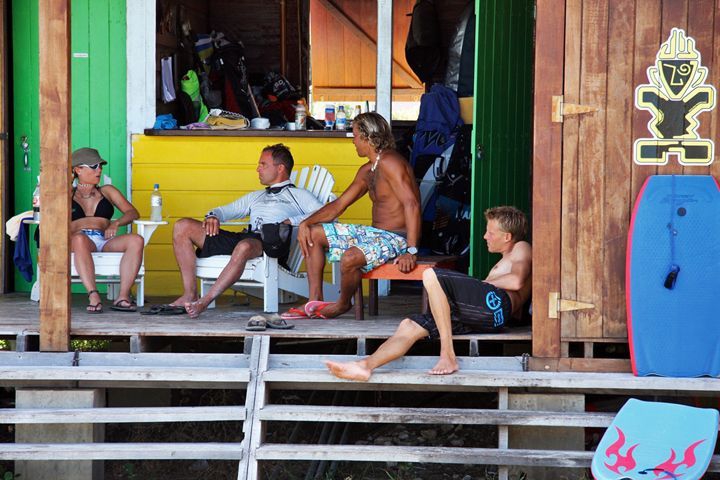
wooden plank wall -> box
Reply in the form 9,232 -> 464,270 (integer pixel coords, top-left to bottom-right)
208,0 -> 307,89
309,0 -> 421,101
558,0 -> 720,344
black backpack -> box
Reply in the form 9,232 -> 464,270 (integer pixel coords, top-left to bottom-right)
211,43 -> 259,119
405,0 -> 442,84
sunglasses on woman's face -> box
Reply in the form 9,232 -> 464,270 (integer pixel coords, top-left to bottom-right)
79,163 -> 102,170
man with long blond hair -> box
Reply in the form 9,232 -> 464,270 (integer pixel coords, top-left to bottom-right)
285,112 -> 422,320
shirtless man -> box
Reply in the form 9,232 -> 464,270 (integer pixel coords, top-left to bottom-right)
325,206 -> 531,380
291,112 -> 421,319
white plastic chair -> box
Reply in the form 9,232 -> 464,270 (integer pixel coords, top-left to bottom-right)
195,165 -> 340,313
30,175 -> 166,307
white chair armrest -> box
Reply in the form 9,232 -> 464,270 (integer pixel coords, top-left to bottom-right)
133,220 -> 168,246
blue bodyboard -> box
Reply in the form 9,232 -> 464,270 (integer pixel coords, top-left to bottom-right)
592,399 -> 719,480
627,175 -> 720,377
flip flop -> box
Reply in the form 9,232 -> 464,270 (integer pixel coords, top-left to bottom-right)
110,299 -> 137,313
281,307 -> 310,320
266,316 -> 295,330
140,304 -> 187,316
86,290 -> 103,314
304,300 -> 335,319
246,315 -> 267,331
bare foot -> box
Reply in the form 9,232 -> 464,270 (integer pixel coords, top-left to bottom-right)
170,294 -> 198,307
325,360 -> 372,381
184,300 -> 208,319
428,356 -> 459,375
309,301 -> 352,319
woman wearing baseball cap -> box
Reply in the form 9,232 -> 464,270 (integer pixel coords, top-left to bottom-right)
71,148 -> 143,313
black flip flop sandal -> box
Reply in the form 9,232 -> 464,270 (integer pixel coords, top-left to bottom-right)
110,299 -> 138,312
86,289 -> 103,314
266,316 -> 295,329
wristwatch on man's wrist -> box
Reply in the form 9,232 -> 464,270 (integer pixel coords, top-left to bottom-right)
407,246 -> 418,255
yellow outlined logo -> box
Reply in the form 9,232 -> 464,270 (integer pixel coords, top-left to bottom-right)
634,28 -> 716,166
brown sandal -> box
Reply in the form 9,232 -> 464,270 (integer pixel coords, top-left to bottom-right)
87,289 -> 103,314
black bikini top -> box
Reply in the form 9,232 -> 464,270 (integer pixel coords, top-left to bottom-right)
72,187 -> 115,221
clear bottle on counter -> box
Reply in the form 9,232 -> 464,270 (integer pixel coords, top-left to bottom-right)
336,105 -> 347,131
354,104 -> 362,119
295,100 -> 307,130
150,183 -> 163,221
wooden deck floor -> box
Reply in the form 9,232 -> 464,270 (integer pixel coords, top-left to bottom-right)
0,291 -> 531,344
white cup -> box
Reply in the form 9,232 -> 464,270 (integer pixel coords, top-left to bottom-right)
250,117 -> 270,129
285,122 -> 297,131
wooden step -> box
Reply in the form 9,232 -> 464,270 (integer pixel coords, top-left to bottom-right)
0,443 -> 243,460
0,406 -> 245,424
258,404 -> 615,427
262,361 -> 720,393
256,444 -> 593,467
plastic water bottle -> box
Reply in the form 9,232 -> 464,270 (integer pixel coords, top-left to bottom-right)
324,104 -> 335,130
150,184 -> 163,221
354,104 -> 362,119
295,101 -> 307,130
336,105 -> 347,131
32,177 -> 40,221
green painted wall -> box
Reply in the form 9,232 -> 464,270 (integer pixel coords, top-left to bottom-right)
470,0 -> 534,276
11,0 -> 127,291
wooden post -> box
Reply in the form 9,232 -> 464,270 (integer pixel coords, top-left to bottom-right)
38,1 -> 71,351
531,0 -> 565,358
0,0 -> 6,294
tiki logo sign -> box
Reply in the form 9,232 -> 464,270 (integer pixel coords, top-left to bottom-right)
634,28 -> 716,166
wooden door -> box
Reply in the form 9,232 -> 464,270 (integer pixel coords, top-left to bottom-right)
0,0 -> 6,293
533,0 -> 720,370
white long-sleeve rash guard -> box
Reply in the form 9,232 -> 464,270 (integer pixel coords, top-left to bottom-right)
207,180 -> 325,232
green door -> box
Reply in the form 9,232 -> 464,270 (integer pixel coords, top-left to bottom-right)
470,0 -> 534,276
11,0 -> 127,292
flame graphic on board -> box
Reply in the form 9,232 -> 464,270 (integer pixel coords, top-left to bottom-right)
652,439 -> 705,478
604,427 -> 638,474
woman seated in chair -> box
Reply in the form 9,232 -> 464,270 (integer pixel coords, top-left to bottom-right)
71,148 -> 143,313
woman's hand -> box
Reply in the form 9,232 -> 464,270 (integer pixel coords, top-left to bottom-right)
104,220 -> 120,239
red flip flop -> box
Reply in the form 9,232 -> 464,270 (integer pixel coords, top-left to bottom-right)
280,307 -> 310,320
304,300 -> 335,319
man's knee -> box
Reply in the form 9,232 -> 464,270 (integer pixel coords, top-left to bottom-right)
340,248 -> 366,272
397,318 -> 428,338
230,240 -> 261,262
310,224 -> 329,248
173,218 -> 199,238
422,267 -> 438,285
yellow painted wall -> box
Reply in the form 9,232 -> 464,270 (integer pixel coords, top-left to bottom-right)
131,134 -> 372,296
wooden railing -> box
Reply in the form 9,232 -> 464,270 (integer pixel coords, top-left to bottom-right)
0,337 -> 719,480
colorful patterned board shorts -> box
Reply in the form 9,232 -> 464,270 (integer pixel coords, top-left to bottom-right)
322,223 -> 407,273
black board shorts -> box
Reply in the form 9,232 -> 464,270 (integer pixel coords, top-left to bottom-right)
195,229 -> 262,258
409,268 -> 512,339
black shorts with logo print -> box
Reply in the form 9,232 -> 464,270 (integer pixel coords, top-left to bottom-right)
408,268 -> 512,339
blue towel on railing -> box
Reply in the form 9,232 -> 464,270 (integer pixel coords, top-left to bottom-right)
13,219 -> 33,282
